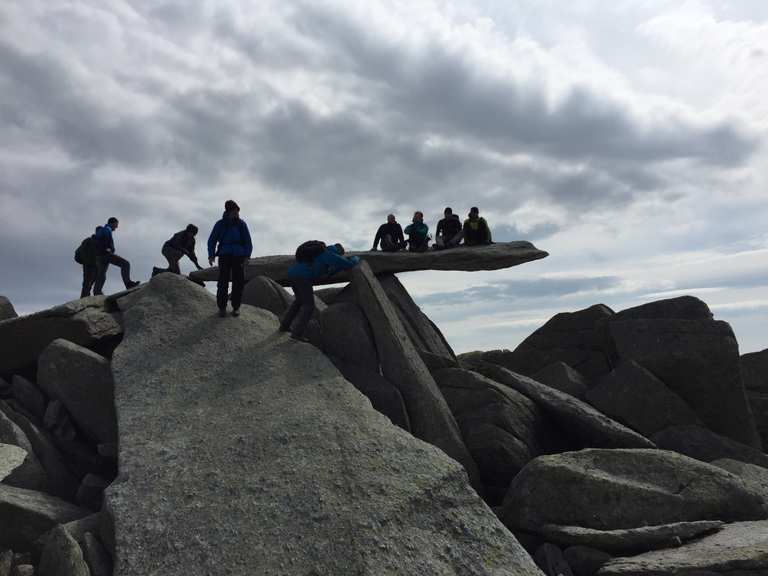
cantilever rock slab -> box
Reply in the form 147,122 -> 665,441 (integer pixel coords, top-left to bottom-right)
190,241 -> 548,285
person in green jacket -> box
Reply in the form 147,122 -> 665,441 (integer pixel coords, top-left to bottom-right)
463,207 -> 492,246
404,211 -> 430,252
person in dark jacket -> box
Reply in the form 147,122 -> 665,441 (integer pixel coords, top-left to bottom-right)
404,211 -> 430,252
371,214 -> 406,252
93,217 -> 140,295
280,244 -> 360,341
434,207 -> 463,250
463,207 -> 492,246
163,224 -> 202,274
207,200 -> 253,317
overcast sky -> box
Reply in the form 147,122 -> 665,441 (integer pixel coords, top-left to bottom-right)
1,0 -> 767,355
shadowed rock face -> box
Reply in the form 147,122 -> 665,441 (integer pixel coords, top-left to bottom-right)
107,273 -> 540,576
191,241 -> 549,285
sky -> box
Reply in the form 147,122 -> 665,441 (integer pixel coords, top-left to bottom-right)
1,0 -> 767,355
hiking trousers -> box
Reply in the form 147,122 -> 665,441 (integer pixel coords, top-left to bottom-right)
81,265 -> 98,298
280,277 -> 314,337
381,234 -> 407,252
162,244 -> 184,274
217,254 -> 246,310
94,254 -> 132,295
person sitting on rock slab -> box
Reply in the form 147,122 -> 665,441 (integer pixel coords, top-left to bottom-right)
280,242 -> 360,341
463,207 -> 492,246
207,200 -> 253,318
404,211 -> 430,252
371,214 -> 406,252
434,207 -> 463,250
162,224 -> 203,274
93,217 -> 141,295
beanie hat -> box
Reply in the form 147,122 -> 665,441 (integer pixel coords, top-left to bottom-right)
224,200 -> 240,212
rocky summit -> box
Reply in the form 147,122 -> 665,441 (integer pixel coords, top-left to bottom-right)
0,254 -> 767,575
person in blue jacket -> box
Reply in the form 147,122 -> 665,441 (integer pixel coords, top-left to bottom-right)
93,217 -> 140,295
280,243 -> 360,341
207,200 -> 253,317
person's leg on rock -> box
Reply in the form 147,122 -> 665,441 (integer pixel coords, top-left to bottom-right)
81,265 -> 97,298
291,278 -> 315,339
230,256 -> 246,316
93,256 -> 109,296
108,254 -> 138,289
162,245 -> 183,274
216,255 -> 233,316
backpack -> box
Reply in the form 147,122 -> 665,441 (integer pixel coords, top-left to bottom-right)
74,236 -> 99,266
295,240 -> 327,263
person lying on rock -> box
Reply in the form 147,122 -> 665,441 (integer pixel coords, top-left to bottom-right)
371,214 -> 407,252
162,224 -> 203,274
463,207 -> 492,246
434,207 -> 463,250
93,217 -> 141,295
280,242 -> 360,342
404,211 -> 430,252
207,200 -> 253,318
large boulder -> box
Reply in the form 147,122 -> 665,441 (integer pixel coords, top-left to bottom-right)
612,296 -> 713,321
37,339 -> 117,445
0,296 -> 17,321
742,348 -> 768,448
502,449 -> 768,533
38,524 -> 90,576
350,262 -> 481,490
0,410 -> 46,491
484,304 -> 614,380
711,458 -> 768,503
10,376 -> 46,423
597,520 -> 768,576
462,360 -> 653,449
652,424 -> 768,468
0,297 -> 122,376
605,299 -> 761,448
240,276 -> 293,316
0,443 -> 27,481
319,302 -> 379,371
0,484 -> 89,551
584,361 -> 701,437
433,367 -> 555,504
106,272 -> 539,575
532,362 -> 588,399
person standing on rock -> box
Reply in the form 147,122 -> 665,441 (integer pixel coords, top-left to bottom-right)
208,200 -> 253,318
371,214 -> 406,252
280,242 -> 360,341
404,211 -> 430,252
162,224 -> 203,274
463,207 -> 492,246
434,207 -> 463,250
93,217 -> 141,295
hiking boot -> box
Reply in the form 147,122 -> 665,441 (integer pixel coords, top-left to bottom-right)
127,280 -> 141,289
218,308 -> 227,318
231,308 -> 240,317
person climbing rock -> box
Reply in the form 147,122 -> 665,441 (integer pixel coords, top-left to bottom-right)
404,211 -> 430,252
371,214 -> 406,252
75,227 -> 102,298
280,242 -> 360,341
434,207 -> 463,250
162,224 -> 202,274
93,217 -> 140,295
463,207 -> 492,246
207,200 -> 253,318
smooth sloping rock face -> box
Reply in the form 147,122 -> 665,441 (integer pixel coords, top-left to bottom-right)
613,296 -> 713,321
485,304 -> 614,380
538,521 -> 723,555
38,524 -> 91,576
597,520 -> 768,576
83,531 -> 112,576
191,241 -> 549,284
606,317 -> 761,448
350,262 -> 481,490
742,348 -> 768,448
433,367 -> 554,504
532,362 -> 588,399
0,410 -> 46,491
0,484 -> 89,551
320,302 -> 379,371
0,443 -> 27,481
37,339 -> 117,445
463,360 -> 653,449
502,449 -> 768,532
107,272 -> 538,576
240,275 -> 294,315
652,424 -> 768,468
378,275 -> 456,360
712,458 -> 768,503
585,361 -> 701,437
0,296 -> 17,321
11,376 -> 46,422
0,297 -> 122,375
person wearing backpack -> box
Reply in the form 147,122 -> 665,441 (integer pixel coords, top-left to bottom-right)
463,207 -> 492,246
162,224 -> 202,274
207,200 -> 253,317
279,242 -> 360,341
93,217 -> 140,295
404,211 -> 430,252
75,228 -> 101,298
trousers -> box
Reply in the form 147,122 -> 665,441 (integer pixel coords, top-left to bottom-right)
280,277 -> 314,337
217,254 -> 246,310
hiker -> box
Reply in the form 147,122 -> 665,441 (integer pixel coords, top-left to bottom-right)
93,217 -> 140,295
280,242 -> 360,341
434,207 -> 463,250
207,200 -> 253,318
404,211 -> 430,252
463,207 -> 492,246
162,224 -> 202,274
75,227 -> 101,298
371,214 -> 406,252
